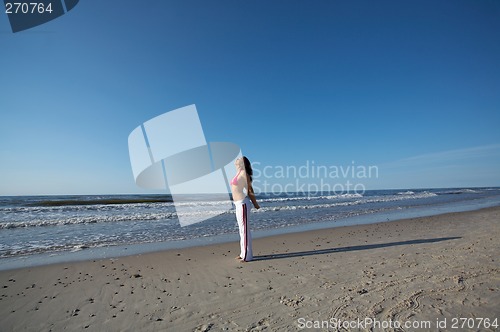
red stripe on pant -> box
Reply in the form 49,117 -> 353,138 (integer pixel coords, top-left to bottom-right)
242,202 -> 247,261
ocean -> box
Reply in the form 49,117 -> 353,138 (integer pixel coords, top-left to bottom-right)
1,188 -> 499,270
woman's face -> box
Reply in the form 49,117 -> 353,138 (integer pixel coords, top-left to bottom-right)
235,157 -> 244,169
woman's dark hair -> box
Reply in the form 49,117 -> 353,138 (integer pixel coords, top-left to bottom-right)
243,156 -> 253,182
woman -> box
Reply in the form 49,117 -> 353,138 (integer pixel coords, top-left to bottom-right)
230,156 -> 260,262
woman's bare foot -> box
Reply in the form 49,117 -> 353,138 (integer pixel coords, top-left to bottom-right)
235,256 -> 242,260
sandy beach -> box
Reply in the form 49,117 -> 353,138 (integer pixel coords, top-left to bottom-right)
1,207 -> 499,331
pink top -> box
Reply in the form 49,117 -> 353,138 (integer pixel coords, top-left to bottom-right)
231,170 -> 241,186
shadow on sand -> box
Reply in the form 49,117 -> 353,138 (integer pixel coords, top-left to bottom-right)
252,237 -> 461,262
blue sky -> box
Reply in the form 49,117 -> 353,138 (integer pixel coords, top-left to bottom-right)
1,0 -> 499,195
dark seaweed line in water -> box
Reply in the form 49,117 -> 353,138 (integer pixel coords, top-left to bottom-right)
29,197 -> 174,207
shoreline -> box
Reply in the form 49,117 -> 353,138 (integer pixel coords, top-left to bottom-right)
1,207 -> 499,331
1,196 -> 499,272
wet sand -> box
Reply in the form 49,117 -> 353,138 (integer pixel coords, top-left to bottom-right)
1,207 -> 499,331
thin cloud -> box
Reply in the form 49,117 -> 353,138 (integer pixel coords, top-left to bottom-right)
384,144 -> 500,168
401,144 -> 500,163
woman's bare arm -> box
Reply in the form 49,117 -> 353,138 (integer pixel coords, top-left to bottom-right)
246,174 -> 260,209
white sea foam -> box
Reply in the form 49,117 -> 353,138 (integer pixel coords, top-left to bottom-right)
256,191 -> 437,213
0,212 -> 177,229
261,193 -> 363,203
437,188 -> 479,195
397,191 -> 415,195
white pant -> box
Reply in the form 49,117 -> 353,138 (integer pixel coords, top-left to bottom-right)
235,197 -> 252,261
